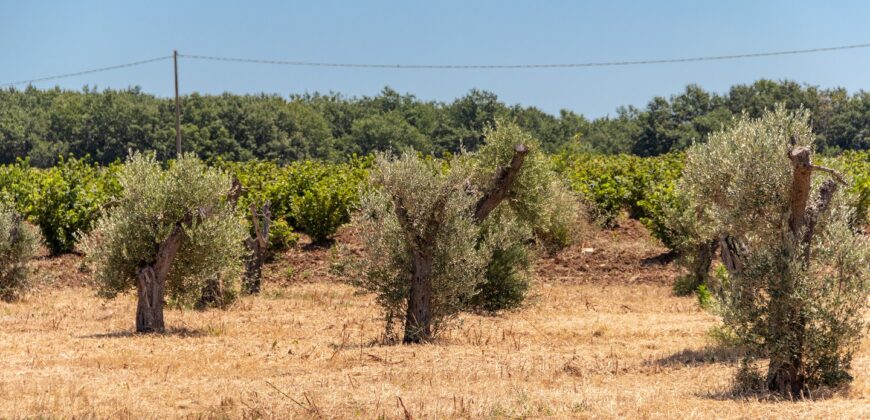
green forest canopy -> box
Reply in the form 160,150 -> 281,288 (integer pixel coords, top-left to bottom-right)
3,79 -> 870,166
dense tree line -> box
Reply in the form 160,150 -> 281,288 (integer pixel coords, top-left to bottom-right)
2,79 -> 870,166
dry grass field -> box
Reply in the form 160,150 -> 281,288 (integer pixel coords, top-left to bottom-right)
1,221 -> 867,419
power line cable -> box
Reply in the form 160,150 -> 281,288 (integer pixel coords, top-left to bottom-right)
3,42 -> 869,87
1,55 -> 172,87
179,42 -> 870,69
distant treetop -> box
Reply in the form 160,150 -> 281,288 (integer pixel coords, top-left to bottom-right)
1,80 -> 868,166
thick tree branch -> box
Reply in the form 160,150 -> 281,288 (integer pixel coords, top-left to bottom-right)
788,147 -> 813,235
719,234 -> 747,278
473,144 -> 529,223
242,201 -> 271,294
390,193 -> 421,253
228,178 -> 244,206
422,187 -> 454,243
250,203 -> 270,250
809,164 -> 848,186
787,147 -> 846,247
802,179 -> 839,260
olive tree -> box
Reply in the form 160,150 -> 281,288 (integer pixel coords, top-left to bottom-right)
354,121 -> 580,343
679,106 -> 870,397
0,202 -> 40,301
83,153 -> 247,333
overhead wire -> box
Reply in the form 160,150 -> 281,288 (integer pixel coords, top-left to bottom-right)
2,42 -> 870,87
0,55 -> 172,87
178,42 -> 870,69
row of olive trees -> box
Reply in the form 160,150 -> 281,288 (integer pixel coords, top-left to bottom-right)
0,117 -> 590,326
353,111 -> 868,398
2,121 -> 578,338
1,115 -> 866,398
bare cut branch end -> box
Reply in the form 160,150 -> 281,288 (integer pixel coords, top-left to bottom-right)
787,146 -> 849,186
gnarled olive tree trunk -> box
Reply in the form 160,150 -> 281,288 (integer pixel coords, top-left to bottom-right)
399,144 -> 528,344
403,250 -> 434,343
135,222 -> 186,333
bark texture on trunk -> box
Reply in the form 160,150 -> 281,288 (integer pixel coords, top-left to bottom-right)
135,222 -> 185,333
403,252 -> 434,344
787,147 -> 813,235
802,179 -> 839,261
243,203 -> 271,294
135,266 -> 165,332
688,239 -> 717,289
767,357 -> 805,397
474,144 -> 528,223
719,235 -> 747,278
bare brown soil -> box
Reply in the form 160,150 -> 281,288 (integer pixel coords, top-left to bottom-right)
535,218 -> 680,286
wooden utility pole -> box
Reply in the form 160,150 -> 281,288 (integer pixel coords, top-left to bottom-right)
173,50 -> 182,157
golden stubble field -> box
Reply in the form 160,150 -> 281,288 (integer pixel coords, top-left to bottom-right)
1,222 -> 867,419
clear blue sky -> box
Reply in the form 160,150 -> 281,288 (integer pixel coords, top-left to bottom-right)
1,0 -> 868,117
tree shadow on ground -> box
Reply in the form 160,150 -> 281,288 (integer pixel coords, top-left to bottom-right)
78,326 -> 208,339
302,239 -> 335,251
640,250 -> 678,265
652,347 -> 849,403
650,344 -> 745,367
700,384 -> 845,402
